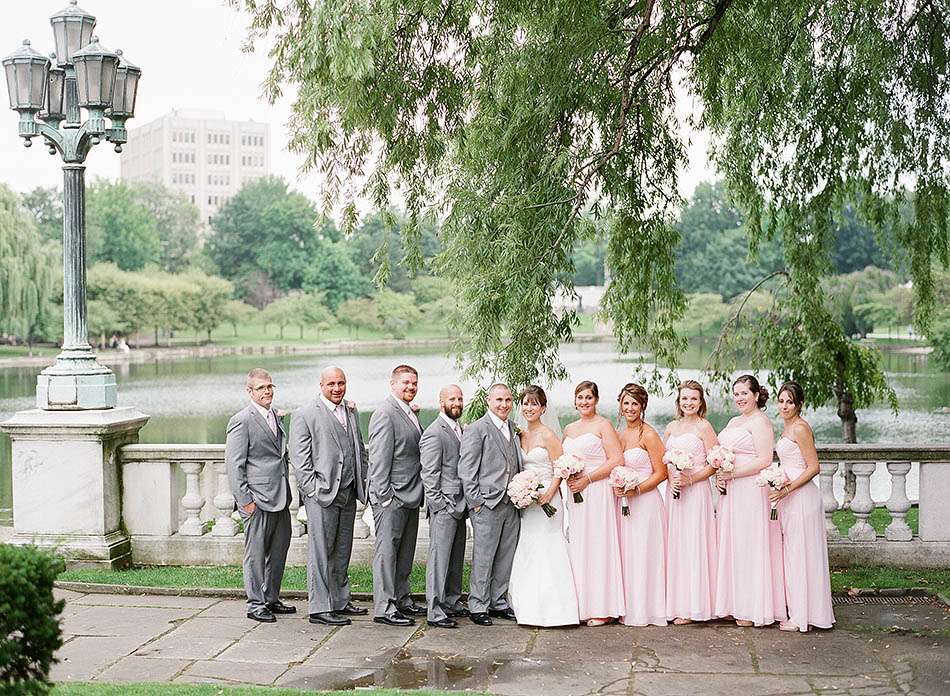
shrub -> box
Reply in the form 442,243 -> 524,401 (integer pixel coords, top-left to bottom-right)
0,545 -> 65,695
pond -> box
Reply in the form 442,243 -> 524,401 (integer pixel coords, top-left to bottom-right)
1,343 -> 947,525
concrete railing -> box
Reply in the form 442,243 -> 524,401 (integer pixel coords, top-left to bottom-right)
118,442 -> 950,567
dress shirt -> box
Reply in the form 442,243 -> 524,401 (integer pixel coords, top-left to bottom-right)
320,394 -> 348,429
440,411 -> 462,440
487,410 -> 511,441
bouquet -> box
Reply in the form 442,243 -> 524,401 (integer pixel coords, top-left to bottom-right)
609,465 -> 641,516
553,452 -> 585,503
706,445 -> 736,496
755,462 -> 790,520
507,470 -> 557,518
662,448 -> 694,500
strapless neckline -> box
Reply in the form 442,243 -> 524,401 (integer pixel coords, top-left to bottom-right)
521,446 -> 549,457
564,432 -> 602,443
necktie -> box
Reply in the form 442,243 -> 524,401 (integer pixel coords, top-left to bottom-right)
454,423 -> 462,441
408,407 -> 422,433
267,409 -> 278,437
499,422 -> 510,442
335,404 -> 348,430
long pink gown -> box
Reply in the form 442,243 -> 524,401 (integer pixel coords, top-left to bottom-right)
563,433 -> 625,621
714,428 -> 787,626
776,437 -> 835,631
617,448 -> 667,626
665,432 -> 717,622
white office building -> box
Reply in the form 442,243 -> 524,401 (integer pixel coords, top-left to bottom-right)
119,109 -> 271,226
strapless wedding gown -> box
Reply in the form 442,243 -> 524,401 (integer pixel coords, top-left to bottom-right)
508,447 -> 580,626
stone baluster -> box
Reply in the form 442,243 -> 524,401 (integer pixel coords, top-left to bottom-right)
210,459 -> 238,537
847,462 -> 877,542
884,461 -> 913,541
179,460 -> 206,536
287,469 -> 305,537
297,500 -> 308,530
353,499 -> 370,539
819,460 -> 840,540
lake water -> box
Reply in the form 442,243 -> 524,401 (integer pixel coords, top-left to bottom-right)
1,343 -> 947,525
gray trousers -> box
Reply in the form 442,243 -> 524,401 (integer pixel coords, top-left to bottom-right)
241,506 -> 291,612
468,502 -> 520,614
303,485 -> 356,614
371,503 -> 419,617
425,508 -> 467,622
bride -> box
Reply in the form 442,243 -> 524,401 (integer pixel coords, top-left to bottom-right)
508,385 -> 580,627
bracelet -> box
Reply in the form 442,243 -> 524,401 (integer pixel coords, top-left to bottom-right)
586,473 -> 593,485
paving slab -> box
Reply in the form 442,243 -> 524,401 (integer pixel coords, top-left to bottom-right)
630,673 -> 814,696
71,592 -> 217,610
178,659 -> 290,686
51,635 -> 147,682
62,604 -> 193,637
216,637 -> 315,664
302,622 -> 419,668
95,656 -> 192,683
134,633 -> 235,660
489,658 -> 632,696
54,588 -> 86,603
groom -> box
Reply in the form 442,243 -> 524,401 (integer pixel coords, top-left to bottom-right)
458,383 -> 523,625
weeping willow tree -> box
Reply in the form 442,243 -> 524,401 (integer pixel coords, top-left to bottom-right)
0,184 -> 57,351
233,0 -> 949,427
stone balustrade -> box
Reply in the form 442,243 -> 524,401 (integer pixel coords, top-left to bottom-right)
118,442 -> 950,568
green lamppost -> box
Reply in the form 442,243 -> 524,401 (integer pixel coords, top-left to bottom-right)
2,0 -> 141,409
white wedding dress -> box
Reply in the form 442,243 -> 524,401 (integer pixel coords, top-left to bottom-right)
508,447 -> 580,626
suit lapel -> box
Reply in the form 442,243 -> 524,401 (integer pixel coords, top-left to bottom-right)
317,400 -> 345,451
390,395 -> 419,434
250,406 -> 279,447
439,418 -> 460,456
485,415 -> 513,462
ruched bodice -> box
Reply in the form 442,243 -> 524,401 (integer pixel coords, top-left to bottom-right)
667,432 -> 706,464
775,437 -> 807,478
622,447 -> 654,478
563,432 -> 606,472
521,446 -> 554,484
718,427 -> 755,458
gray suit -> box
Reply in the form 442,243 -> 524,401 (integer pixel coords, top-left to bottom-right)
457,413 -> 523,614
368,395 -> 424,617
419,415 -> 467,622
290,398 -> 368,615
225,404 -> 292,613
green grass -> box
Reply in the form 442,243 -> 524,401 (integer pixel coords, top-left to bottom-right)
830,567 -> 950,596
0,344 -> 58,357
52,685 -> 478,696
831,505 -> 919,538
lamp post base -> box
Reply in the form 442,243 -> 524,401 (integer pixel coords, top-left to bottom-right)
37,351 -> 117,410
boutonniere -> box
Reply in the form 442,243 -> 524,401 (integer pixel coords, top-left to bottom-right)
345,399 -> 357,411
513,425 -> 523,436
410,403 -> 420,414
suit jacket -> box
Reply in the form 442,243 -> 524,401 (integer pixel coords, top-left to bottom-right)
458,413 -> 523,510
419,415 -> 466,519
367,395 -> 424,508
289,398 -> 369,506
225,404 -> 291,512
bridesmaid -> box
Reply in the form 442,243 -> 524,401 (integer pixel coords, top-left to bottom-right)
773,381 -> 835,632
713,374 -> 786,627
562,381 -> 625,626
663,380 -> 719,625
613,384 -> 668,627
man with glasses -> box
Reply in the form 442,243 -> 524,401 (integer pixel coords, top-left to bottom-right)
226,368 -> 295,623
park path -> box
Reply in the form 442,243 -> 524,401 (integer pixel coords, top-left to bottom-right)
54,588 -> 948,695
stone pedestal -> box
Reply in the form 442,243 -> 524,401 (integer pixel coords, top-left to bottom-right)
919,461 -> 950,542
0,407 -> 149,569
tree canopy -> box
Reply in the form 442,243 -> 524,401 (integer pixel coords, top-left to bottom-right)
236,0 -> 948,399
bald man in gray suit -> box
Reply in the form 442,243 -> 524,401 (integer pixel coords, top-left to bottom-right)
368,364 -> 427,626
226,368 -> 295,623
290,366 -> 369,626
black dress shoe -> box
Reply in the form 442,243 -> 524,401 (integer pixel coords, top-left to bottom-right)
470,612 -> 493,626
247,607 -> 276,623
488,607 -> 517,621
309,612 -> 351,626
374,613 -> 414,627
266,601 -> 297,615
398,602 -> 427,617
447,607 -> 470,618
337,602 -> 368,616
427,617 -> 458,629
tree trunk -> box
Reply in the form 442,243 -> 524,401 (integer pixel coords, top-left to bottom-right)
232,323 -> 238,337
299,325 -> 304,340
154,327 -> 159,346
279,325 -> 284,340
833,353 -> 858,507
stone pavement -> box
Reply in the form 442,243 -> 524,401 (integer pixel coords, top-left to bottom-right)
53,589 -> 949,695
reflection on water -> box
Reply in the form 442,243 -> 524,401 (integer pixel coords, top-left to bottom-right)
0,344 -> 946,525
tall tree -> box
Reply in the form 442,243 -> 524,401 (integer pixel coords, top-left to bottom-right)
86,180 -> 161,271
20,186 -> 63,244
236,0 -> 949,404
134,183 -> 201,272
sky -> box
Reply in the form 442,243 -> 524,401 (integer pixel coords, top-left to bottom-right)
0,0 -> 717,207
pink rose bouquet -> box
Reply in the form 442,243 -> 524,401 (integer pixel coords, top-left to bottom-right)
706,444 -> 736,495
755,462 -> 790,520
609,465 -> 641,516
663,448 -> 694,500
554,452 -> 585,503
507,470 -> 557,518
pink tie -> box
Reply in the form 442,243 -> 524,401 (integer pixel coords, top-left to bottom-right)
267,410 -> 278,437
335,405 -> 347,430
409,409 -> 421,434
454,423 -> 462,441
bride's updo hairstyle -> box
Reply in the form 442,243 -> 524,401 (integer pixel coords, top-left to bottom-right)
733,374 -> 769,409
675,380 -> 707,418
618,383 -> 649,413
521,384 -> 548,407
777,381 -> 805,415
574,380 -> 599,401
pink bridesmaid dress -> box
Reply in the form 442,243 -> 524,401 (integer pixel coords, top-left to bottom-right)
563,433 -> 625,621
714,428 -> 786,626
665,432 -> 717,622
617,448 -> 667,626
776,437 -> 835,631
